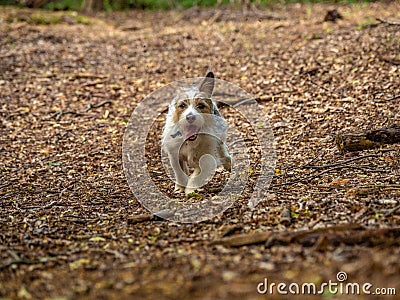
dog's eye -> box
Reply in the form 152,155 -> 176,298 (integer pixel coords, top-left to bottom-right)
178,102 -> 186,109
197,103 -> 206,109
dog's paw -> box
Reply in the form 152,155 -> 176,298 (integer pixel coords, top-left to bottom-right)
184,187 -> 196,195
174,184 -> 185,194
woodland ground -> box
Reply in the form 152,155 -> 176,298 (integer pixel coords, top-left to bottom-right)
1,2 -> 400,299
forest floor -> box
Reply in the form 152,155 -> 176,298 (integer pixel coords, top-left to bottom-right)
1,2 -> 400,299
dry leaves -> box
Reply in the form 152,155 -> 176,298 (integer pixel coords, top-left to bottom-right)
1,2 -> 399,299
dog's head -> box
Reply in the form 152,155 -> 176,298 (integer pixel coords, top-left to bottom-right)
170,72 -> 219,141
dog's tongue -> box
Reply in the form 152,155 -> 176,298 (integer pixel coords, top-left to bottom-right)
184,125 -> 199,140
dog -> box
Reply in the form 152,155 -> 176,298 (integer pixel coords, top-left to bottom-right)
162,72 -> 232,195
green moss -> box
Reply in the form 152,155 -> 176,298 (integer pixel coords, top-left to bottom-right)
186,192 -> 204,200
29,13 -> 62,25
75,14 -> 91,24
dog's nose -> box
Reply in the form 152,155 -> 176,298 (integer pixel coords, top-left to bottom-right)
186,113 -> 196,123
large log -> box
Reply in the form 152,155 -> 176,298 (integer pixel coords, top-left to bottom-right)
335,124 -> 400,154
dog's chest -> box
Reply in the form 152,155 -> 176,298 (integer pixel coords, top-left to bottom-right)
180,136 -> 221,167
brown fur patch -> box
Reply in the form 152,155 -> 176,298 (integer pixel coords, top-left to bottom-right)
173,98 -> 190,123
194,98 -> 213,114
172,98 -> 214,123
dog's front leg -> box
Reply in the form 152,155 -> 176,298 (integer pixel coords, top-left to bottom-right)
185,154 -> 217,195
219,144 -> 232,172
168,154 -> 188,193
185,167 -> 200,195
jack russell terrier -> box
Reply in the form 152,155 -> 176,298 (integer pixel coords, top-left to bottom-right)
162,72 -> 232,195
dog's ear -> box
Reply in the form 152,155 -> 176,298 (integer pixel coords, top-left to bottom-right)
199,71 -> 214,98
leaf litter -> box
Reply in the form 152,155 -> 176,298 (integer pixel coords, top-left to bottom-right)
0,2 -> 399,299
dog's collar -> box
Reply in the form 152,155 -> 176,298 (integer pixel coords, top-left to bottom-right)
170,131 -> 182,138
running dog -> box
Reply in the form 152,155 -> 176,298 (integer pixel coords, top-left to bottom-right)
162,72 -> 232,195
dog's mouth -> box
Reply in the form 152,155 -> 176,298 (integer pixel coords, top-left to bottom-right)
184,125 -> 200,141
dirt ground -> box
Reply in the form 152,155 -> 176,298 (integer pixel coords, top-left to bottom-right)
1,2 -> 400,299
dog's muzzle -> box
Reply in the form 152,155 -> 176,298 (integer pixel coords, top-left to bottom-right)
185,124 -> 200,141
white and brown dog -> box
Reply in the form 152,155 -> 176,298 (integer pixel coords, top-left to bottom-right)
162,72 -> 232,195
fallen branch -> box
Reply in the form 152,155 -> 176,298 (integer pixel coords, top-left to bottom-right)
127,209 -> 174,224
376,17 -> 400,26
210,231 -> 273,247
127,214 -> 154,224
335,124 -> 400,154
211,224 -> 400,248
211,224 -> 363,247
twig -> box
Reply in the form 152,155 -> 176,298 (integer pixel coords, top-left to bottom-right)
0,259 -> 41,270
359,184 -> 400,189
81,80 -> 108,87
305,73 -> 348,99
48,110 -> 84,121
0,181 -> 16,190
306,74 -> 335,95
69,73 -> 108,80
208,10 -> 223,24
302,154 -> 379,169
233,97 -> 260,107
0,251 -> 41,270
23,201 -> 68,210
84,100 -> 113,112
271,165 -> 380,187
300,149 -> 327,168
376,18 -> 400,26
385,94 -> 400,101
386,204 -> 400,217
169,238 -> 207,243
46,100 -> 113,120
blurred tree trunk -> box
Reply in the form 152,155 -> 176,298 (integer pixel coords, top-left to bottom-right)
82,0 -> 105,12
